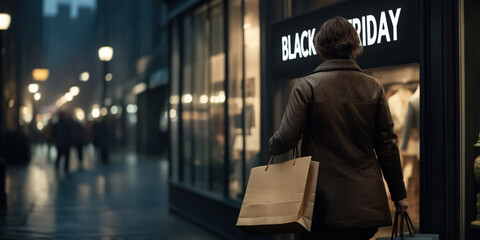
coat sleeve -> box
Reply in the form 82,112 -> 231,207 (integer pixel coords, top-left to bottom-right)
373,87 -> 407,202
269,78 -> 312,155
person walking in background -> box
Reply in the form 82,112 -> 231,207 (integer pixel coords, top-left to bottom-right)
93,116 -> 109,163
269,17 -> 408,240
52,111 -> 72,173
71,119 -> 86,164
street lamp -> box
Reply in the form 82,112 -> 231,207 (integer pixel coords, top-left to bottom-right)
98,46 -> 113,107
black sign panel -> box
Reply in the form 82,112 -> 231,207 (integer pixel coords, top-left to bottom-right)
272,0 -> 418,79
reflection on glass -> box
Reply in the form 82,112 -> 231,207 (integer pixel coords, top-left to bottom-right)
182,15 -> 194,185
192,6 -> 209,190
228,0 -> 244,200
365,64 -> 420,231
243,0 -> 261,195
209,0 -> 225,196
170,19 -> 180,182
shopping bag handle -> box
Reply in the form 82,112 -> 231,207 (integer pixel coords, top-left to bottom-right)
265,147 -> 299,171
391,211 -> 416,240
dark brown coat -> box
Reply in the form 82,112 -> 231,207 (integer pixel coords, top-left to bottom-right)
269,59 -> 407,228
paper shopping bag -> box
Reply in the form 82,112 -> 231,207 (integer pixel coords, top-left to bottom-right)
236,156 -> 319,235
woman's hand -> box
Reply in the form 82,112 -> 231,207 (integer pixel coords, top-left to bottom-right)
395,198 -> 408,213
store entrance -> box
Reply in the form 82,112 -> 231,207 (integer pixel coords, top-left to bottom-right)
365,64 -> 421,233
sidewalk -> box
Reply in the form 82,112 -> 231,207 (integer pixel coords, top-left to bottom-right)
0,144 -> 223,240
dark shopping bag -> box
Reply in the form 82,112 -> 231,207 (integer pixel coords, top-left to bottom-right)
376,211 -> 439,240
236,150 -> 319,234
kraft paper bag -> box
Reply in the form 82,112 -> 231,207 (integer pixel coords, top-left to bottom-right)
236,156 -> 319,235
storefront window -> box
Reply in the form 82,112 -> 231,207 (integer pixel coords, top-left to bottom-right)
170,0 -> 257,200
209,0 -> 226,196
170,19 -> 180,182
192,6 -> 210,190
365,64 -> 421,230
182,15 -> 194,185
243,0 -> 261,192
228,0 -> 244,200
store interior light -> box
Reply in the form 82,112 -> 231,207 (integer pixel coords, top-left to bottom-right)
28,83 -> 39,93
33,92 -> 41,101
182,94 -> 193,103
199,95 -> 209,104
0,13 -> 11,30
32,68 -> 49,81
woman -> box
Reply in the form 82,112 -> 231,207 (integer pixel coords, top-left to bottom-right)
269,17 -> 408,240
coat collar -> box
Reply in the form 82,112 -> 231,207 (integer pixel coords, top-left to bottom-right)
313,59 -> 363,72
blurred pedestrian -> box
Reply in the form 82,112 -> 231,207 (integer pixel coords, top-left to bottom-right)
52,111 -> 72,172
269,17 -> 408,240
93,116 -> 109,163
43,119 -> 54,161
71,119 -> 86,163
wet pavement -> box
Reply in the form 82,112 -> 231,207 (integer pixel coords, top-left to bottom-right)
0,144 -> 223,240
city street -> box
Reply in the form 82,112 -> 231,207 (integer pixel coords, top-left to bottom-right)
0,145 -> 222,240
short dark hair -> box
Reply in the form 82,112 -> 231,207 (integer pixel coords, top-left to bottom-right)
314,16 -> 363,60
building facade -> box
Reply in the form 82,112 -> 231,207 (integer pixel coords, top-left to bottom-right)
166,0 -> 480,239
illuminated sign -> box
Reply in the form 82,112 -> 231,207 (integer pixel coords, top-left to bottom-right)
272,0 -> 418,79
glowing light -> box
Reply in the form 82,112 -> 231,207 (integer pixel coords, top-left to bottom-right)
21,106 -> 32,124
126,104 -> 137,114
132,82 -> 147,95
69,86 -> 80,96
110,105 -> 118,115
169,96 -> 179,104
199,95 -> 209,104
65,92 -> 73,101
33,93 -> 41,101
218,91 -> 226,103
32,69 -> 49,81
169,109 -> 177,118
182,94 -> 193,103
100,107 -> 108,116
98,46 -> 113,61
37,122 -> 44,131
105,73 -> 113,81
74,108 -> 85,121
8,99 -> 14,108
0,13 -> 11,30
28,83 -> 39,93
92,108 -> 100,118
79,72 -> 90,81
